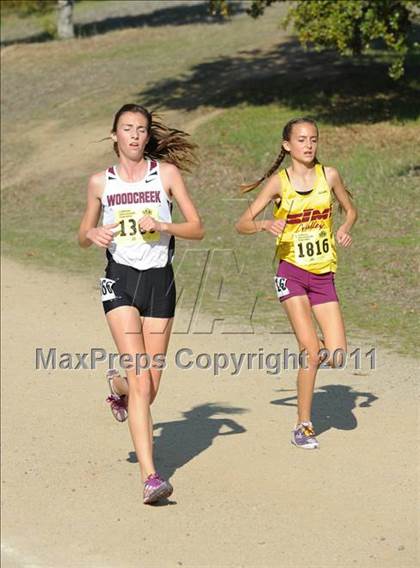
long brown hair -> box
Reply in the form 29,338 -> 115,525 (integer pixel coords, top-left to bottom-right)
240,117 -> 319,193
111,103 -> 198,172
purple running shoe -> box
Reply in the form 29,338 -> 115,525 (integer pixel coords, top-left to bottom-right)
106,369 -> 128,423
143,473 -> 173,504
291,422 -> 319,449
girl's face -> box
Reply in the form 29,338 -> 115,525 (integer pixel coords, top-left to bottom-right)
111,111 -> 150,159
283,122 -> 318,164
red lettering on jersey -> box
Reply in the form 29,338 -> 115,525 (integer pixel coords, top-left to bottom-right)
287,207 -> 331,224
302,209 -> 312,222
287,213 -> 302,224
312,208 -> 331,220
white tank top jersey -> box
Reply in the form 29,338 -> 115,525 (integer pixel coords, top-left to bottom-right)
101,159 -> 174,270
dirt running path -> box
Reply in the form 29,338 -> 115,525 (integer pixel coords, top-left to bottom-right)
1,257 -> 418,568
1,107 -> 223,192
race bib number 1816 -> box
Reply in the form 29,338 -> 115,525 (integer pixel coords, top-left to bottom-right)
293,230 -> 331,267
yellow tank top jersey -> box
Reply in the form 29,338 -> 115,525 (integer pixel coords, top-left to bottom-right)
273,164 -> 337,274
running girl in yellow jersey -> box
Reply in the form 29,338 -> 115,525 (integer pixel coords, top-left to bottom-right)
79,104 -> 204,502
235,117 -> 357,449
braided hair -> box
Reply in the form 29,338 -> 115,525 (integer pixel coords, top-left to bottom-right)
240,117 -> 319,193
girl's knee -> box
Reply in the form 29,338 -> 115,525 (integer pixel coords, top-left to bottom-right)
330,347 -> 347,368
301,348 -> 322,369
148,372 -> 162,405
127,374 -> 153,402
310,352 -> 322,368
322,344 -> 347,368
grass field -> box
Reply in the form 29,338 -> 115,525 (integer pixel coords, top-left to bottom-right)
2,1 -> 419,355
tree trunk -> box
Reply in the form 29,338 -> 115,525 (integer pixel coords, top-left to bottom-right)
57,0 -> 75,40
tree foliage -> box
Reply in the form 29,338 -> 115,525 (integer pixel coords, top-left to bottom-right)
209,0 -> 418,79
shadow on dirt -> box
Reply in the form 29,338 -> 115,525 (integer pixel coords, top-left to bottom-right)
127,402 -> 247,479
271,384 -> 378,436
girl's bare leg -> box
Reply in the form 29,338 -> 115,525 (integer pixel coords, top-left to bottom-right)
139,316 -> 173,450
312,301 -> 347,367
105,306 -> 155,481
110,373 -> 129,396
107,316 -> 173,440
140,316 -> 173,404
282,295 -> 320,424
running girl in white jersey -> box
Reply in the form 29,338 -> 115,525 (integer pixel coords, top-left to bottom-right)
235,117 -> 357,449
79,104 -> 204,503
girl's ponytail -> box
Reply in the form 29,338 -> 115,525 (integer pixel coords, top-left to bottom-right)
146,112 -> 198,173
111,104 -> 198,172
240,116 -> 319,193
240,147 -> 287,193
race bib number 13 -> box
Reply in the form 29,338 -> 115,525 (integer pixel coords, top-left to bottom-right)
114,207 -> 160,246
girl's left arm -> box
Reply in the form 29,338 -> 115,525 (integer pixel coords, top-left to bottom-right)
138,163 -> 204,240
159,163 -> 204,240
326,167 -> 358,248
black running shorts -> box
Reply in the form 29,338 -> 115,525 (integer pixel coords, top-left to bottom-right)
100,257 -> 176,318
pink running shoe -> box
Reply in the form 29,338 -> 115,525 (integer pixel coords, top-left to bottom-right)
143,473 -> 173,504
106,369 -> 128,423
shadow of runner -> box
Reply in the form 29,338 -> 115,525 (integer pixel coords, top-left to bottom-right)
127,402 -> 247,479
271,384 -> 378,436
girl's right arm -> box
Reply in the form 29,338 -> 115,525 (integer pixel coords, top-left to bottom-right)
235,174 -> 285,236
78,172 -> 118,248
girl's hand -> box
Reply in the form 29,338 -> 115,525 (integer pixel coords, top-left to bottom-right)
336,226 -> 352,247
86,223 -> 119,248
138,215 -> 162,234
263,219 -> 286,236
